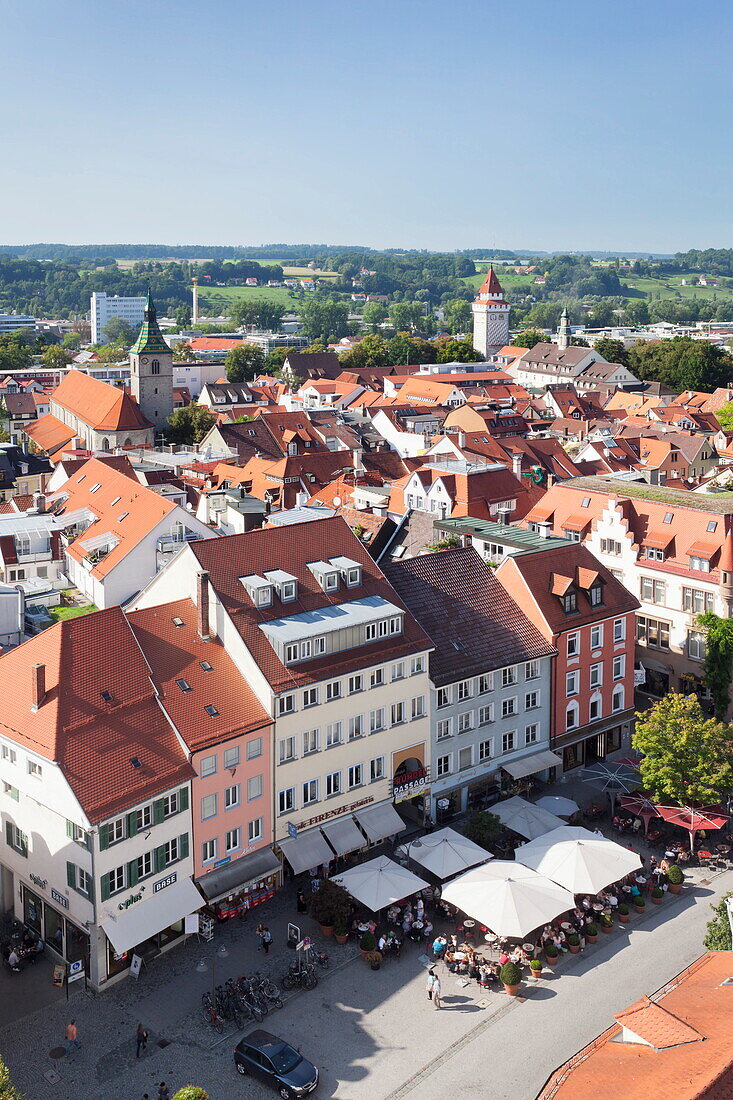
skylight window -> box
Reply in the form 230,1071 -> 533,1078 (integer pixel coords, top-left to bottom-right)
707,520 -> 718,533
77,475 -> 86,483
90,483 -> 101,494
581,497 -> 591,508
176,678 -> 192,693
204,705 -> 219,717
172,616 -> 184,627
110,496 -> 121,506
117,512 -> 129,522
200,660 -> 213,672
663,512 -> 674,524
101,690 -> 112,702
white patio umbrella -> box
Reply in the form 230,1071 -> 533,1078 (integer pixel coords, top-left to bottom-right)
491,796 -> 566,841
534,795 -> 580,819
515,826 -> 642,894
330,856 -> 429,912
442,861 -> 575,940
404,827 -> 493,881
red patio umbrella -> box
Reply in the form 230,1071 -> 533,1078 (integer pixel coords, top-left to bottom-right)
654,804 -> 729,854
617,792 -> 660,835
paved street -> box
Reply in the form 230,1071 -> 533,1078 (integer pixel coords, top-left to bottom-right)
1,864 -> 729,1100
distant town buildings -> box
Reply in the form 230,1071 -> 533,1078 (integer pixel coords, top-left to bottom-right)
91,292 -> 147,344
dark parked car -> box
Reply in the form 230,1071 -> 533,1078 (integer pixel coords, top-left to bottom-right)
234,1030 -> 319,1098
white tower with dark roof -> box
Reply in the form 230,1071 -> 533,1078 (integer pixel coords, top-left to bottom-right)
471,267 -> 510,359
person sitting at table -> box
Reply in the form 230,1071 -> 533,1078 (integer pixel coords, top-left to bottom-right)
553,931 -> 567,953
433,935 -> 447,959
581,896 -> 592,912
510,946 -> 523,965
445,951 -> 458,973
498,950 -> 510,966
7,947 -> 21,972
422,920 -> 433,941
612,815 -> 622,831
401,914 -> 412,935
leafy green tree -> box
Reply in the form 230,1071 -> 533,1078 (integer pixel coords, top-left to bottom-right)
225,343 -> 266,383
230,298 -> 285,331
627,337 -> 733,392
444,299 -> 473,335
697,612 -> 733,718
0,1055 -> 25,1099
464,811 -> 502,849
435,337 -> 482,364
389,301 -> 426,333
624,299 -> 650,325
165,404 -> 216,445
299,297 -> 350,342
264,346 -> 291,372
61,332 -> 83,351
511,328 -> 546,349
594,337 -> 629,367
102,317 -> 136,345
633,693 -> 733,806
41,344 -> 72,370
702,893 -> 732,950
171,1088 -> 210,1100
716,400 -> 733,431
175,304 -> 192,328
340,334 -> 390,371
362,302 -> 388,331
0,333 -> 34,372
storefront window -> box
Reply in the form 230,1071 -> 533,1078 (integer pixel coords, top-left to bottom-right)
23,888 -> 42,934
44,906 -> 65,956
65,921 -> 88,968
107,939 -> 131,978
563,743 -> 585,771
158,920 -> 184,949
606,726 -> 621,754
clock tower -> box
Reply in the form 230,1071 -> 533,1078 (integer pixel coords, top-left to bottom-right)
471,266 -> 510,359
129,290 -> 173,430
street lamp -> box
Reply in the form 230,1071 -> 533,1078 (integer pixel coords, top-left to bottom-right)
196,943 -> 229,1000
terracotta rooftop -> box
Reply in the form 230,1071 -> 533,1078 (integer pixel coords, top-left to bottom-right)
52,369 -> 151,431
23,413 -> 75,457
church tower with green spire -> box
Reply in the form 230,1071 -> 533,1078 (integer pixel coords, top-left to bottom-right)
129,289 -> 173,429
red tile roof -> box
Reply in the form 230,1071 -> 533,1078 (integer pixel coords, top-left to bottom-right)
23,413 -> 76,458
52,370 -> 151,431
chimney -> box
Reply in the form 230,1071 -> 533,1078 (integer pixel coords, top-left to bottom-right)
197,570 -> 210,641
31,663 -> 45,711
547,473 -> 555,489
352,448 -> 364,474
458,431 -> 466,449
511,453 -> 523,477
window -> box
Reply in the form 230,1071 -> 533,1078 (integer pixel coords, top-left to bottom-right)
6,823 -> 27,857
567,632 -> 580,658
301,687 -> 319,709
349,714 -> 364,740
202,839 -> 216,863
614,618 -> 625,643
109,817 -> 125,844
223,745 -> 240,770
370,757 -> 384,782
588,584 -> 603,606
707,520 -> 717,533
589,696 -> 601,721
201,794 -> 217,820
326,772 -> 341,797
525,723 -> 539,745
247,737 -> 263,760
502,697 -> 517,719
278,788 -> 295,814
391,701 -> 405,726
641,577 -> 666,605
636,615 -> 670,650
326,721 -> 342,748
663,512 -> 674,524
348,764 -> 363,789
285,643 -> 298,664
459,747 -> 473,771
346,566 -> 361,587
326,681 -> 341,702
683,588 -> 714,614
176,678 -> 192,693
501,667 -> 517,687
1,745 -> 16,765
457,680 -> 472,701
600,538 -> 622,556
369,707 -> 386,733
303,729 -> 319,755
437,718 -> 452,740
151,359 -> 160,375
225,784 -> 240,809
613,655 -> 625,680
247,774 -> 263,801
436,755 -> 452,778
163,791 -> 180,817
436,687 -> 450,708
478,739 -> 493,762
612,686 -> 625,713
204,705 -> 219,717
248,818 -> 263,844
200,755 -> 217,778
566,703 -> 579,730
411,695 -> 426,720
478,703 -> 494,726
643,545 -> 665,562
348,674 -> 363,695
502,731 -> 515,753
281,581 -> 297,602
563,528 -> 582,543
525,691 -> 540,710
690,555 -> 711,573
370,668 -> 384,688
225,828 -> 241,854
525,661 -> 540,681
410,656 -> 425,676
392,661 -> 405,681
589,663 -> 602,688
688,631 -> 707,661
27,760 -> 42,779
278,694 -> 295,716
458,711 -> 473,733
581,496 -> 591,508
478,673 -> 494,694
302,779 -> 319,805
566,671 -> 579,697
314,637 -> 326,656
279,736 -> 296,764
105,866 -> 125,895
590,624 -> 603,650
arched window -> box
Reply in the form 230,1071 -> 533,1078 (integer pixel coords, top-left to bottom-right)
566,702 -> 579,731
101,437 -> 110,451
151,359 -> 160,375
124,437 -> 133,447
589,691 -> 602,721
612,686 -> 624,713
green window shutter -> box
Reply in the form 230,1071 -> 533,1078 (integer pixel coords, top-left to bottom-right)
153,799 -> 165,825
5,821 -> 12,847
19,832 -> 27,858
179,833 -> 189,861
126,812 -> 138,838
100,874 -> 110,902
98,824 -> 109,851
178,786 -> 189,813
154,845 -> 166,873
10,786 -> 18,803
66,819 -> 74,838
127,859 -> 138,887
66,862 -> 75,889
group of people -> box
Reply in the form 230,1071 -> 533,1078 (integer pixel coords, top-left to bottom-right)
2,929 -> 44,971
386,895 -> 434,943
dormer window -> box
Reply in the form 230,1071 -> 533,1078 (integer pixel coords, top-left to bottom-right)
562,592 -> 577,614
264,570 -> 298,603
589,584 -> 603,607
307,560 -> 339,593
241,574 -> 274,608
256,587 -> 273,607
330,556 -> 362,588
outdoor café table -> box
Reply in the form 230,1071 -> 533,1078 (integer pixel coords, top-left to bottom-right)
560,922 -> 573,930
636,876 -> 647,885
592,903 -> 604,913
665,850 -> 678,861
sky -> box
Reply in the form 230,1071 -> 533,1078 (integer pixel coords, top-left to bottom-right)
1,0 -> 732,253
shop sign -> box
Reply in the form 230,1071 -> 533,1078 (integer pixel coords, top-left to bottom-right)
118,886 -> 146,911
392,766 -> 431,803
30,873 -> 47,890
68,959 -> 84,983
213,856 -> 231,869
50,888 -> 69,910
298,795 -> 373,831
288,822 -> 298,839
153,872 -> 177,894
634,668 -> 646,687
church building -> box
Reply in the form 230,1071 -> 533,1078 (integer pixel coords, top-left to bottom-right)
129,290 -> 174,428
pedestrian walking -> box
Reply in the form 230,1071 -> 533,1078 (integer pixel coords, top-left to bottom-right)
426,967 -> 435,1001
257,924 -> 272,954
136,1022 -> 148,1058
157,1084 -> 171,1100
432,973 -> 442,1010
64,1019 -> 81,1059
296,888 -> 307,914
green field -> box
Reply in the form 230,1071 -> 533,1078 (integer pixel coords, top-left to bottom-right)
50,603 -> 97,623
195,284 -> 301,315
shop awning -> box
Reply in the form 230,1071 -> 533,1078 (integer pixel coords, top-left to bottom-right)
102,877 -> 202,956
354,802 -> 406,844
503,749 -> 563,780
196,847 -> 281,904
321,816 -> 366,857
279,830 -> 334,876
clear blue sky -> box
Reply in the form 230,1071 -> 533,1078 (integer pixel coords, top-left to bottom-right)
2,0 -> 731,253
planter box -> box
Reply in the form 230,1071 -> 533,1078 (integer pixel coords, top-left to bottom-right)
634,905 -> 645,914
568,944 -> 580,953
334,933 -> 349,945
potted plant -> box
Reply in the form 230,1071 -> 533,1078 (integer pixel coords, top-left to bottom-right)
651,886 -> 664,904
309,880 -> 351,937
600,914 -> 613,933
634,895 -> 646,914
667,865 -> 684,894
617,903 -> 630,923
529,958 -> 542,978
500,961 -> 522,995
364,950 -> 382,971
567,933 -> 581,954
585,923 -> 598,943
544,942 -> 558,966
333,917 -> 349,945
359,931 -> 377,960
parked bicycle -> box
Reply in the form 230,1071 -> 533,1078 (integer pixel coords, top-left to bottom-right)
281,959 -> 318,990
201,991 -> 224,1032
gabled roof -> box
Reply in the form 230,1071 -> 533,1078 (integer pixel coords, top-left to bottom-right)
385,547 -> 555,686
23,413 -> 76,458
0,607 -> 194,822
52,370 -> 151,431
614,995 -> 704,1050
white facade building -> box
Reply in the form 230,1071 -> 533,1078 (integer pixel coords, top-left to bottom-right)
91,293 -> 147,344
0,314 -> 36,334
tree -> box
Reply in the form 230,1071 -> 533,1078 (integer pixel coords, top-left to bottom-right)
702,893 -> 732,951
230,298 -> 285,331
0,1055 -> 25,1099
41,344 -> 73,370
444,299 -> 473,335
632,693 -> 733,805
716,400 -> 733,431
299,297 -> 349,342
264,346 -> 291,372
624,298 -> 650,325
339,334 -> 390,371
175,304 -> 192,328
61,332 -> 83,351
225,343 -> 265,383
389,301 -> 426,333
697,612 -> 733,718
171,1089 -> 210,1100
434,337 -> 482,364
627,337 -> 733,392
0,334 -> 34,372
464,811 -> 502,849
362,302 -> 388,331
165,404 -> 216,445
173,342 -> 198,362
102,317 -> 136,345
594,337 -> 629,367
511,328 -> 546,349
